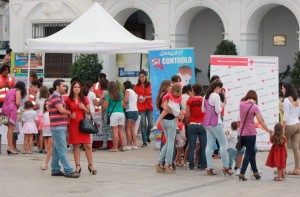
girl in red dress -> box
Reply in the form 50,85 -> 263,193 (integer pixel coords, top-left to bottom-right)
65,81 -> 97,175
265,123 -> 288,181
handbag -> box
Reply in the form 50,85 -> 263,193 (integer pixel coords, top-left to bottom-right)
79,113 -> 98,134
236,104 -> 254,150
0,115 -> 9,126
106,101 -> 117,125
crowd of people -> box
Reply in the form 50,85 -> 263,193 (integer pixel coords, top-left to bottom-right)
1,64 -> 300,181
154,74 -> 300,182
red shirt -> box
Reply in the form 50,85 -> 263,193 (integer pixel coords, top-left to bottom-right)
0,75 -> 15,103
134,83 -> 153,111
186,97 -> 205,124
93,82 -> 104,98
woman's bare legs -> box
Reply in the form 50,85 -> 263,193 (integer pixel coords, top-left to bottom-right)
73,144 -> 81,172
111,126 -> 119,150
83,143 -> 96,171
118,125 -> 125,150
7,123 -> 16,153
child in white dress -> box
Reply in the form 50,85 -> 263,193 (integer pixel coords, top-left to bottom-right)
22,101 -> 38,154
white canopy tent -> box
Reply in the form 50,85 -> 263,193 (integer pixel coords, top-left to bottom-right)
26,3 -> 170,53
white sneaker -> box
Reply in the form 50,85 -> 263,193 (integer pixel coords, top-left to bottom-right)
131,146 -> 138,150
33,147 -> 39,152
125,146 -> 132,151
235,168 -> 240,176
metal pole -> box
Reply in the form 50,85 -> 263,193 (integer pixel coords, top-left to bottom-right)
27,53 -> 31,99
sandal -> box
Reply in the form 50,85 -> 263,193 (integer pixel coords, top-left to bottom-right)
165,165 -> 175,174
222,168 -> 233,175
287,170 -> 300,175
88,164 -> 97,175
155,164 -> 165,173
273,177 -> 283,181
40,164 -> 48,171
206,168 -> 217,176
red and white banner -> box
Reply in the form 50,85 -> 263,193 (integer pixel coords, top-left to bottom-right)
211,55 -> 279,150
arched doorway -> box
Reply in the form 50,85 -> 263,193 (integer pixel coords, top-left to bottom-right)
114,9 -> 155,83
243,3 -> 300,74
258,6 -> 299,73
172,6 -> 226,86
189,8 -> 225,86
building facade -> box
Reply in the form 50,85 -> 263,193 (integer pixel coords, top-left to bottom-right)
8,0 -> 300,85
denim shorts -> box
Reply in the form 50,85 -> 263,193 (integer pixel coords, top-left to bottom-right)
125,111 -> 139,121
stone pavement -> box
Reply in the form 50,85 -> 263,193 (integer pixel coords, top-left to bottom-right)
0,137 -> 299,197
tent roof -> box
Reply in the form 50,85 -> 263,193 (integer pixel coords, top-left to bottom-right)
26,3 -> 170,54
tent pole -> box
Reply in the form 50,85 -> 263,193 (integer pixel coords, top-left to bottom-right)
27,52 -> 31,99
42,53 -> 45,77
140,54 -> 142,71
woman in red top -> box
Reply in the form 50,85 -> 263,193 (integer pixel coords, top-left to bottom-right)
65,81 -> 97,175
134,70 -> 153,147
185,83 -> 206,170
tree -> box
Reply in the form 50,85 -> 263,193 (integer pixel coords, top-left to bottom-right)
289,51 -> 300,92
207,40 -> 238,81
70,54 -> 103,84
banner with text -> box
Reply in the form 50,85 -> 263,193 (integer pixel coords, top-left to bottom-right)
11,52 -> 44,87
149,48 -> 195,123
210,55 -> 279,150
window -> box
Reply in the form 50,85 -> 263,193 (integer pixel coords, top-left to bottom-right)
32,23 -> 72,78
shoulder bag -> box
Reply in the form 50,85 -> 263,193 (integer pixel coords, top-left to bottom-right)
106,101 -> 117,125
79,112 -> 99,134
236,104 -> 254,150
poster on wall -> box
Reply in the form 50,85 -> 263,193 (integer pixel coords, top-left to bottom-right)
11,52 -> 44,87
116,54 -> 149,86
149,48 -> 195,123
210,55 -> 279,150
0,53 -> 44,145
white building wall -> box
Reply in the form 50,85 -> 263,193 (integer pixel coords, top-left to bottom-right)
258,6 -> 299,73
8,0 -> 300,84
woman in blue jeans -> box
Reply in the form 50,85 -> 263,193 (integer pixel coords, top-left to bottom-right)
134,70 -> 153,147
238,90 -> 271,181
186,83 -> 207,170
155,80 -> 176,174
202,80 -> 231,176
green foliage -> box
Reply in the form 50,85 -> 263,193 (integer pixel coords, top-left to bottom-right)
213,40 -> 238,56
70,54 -> 103,84
289,51 -> 300,92
208,40 -> 238,80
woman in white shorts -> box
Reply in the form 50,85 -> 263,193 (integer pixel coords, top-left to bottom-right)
102,81 -> 125,152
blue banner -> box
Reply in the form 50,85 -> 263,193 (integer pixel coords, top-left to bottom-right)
148,48 -> 195,123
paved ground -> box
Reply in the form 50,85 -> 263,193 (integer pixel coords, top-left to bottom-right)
0,135 -> 299,197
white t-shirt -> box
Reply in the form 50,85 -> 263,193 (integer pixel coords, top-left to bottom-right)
88,91 -> 97,114
226,130 -> 237,150
36,97 -> 46,115
283,98 -> 300,125
42,112 -> 51,137
125,89 -> 138,112
181,94 -> 190,110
